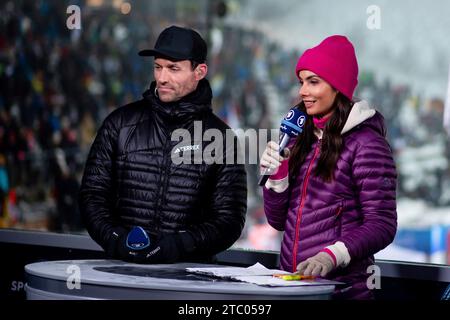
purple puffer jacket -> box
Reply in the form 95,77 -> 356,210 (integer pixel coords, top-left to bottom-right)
263,106 -> 397,300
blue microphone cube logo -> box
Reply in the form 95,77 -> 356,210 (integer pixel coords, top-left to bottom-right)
285,110 -> 295,121
280,108 -> 306,137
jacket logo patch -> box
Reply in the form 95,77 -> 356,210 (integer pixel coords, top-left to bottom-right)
173,145 -> 200,154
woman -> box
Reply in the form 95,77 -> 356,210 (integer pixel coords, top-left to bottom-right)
261,35 -> 397,299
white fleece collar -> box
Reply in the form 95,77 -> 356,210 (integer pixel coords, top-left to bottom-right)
341,100 -> 376,134
313,100 -> 376,138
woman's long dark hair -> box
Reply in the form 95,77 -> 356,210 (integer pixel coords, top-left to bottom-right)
289,93 -> 354,182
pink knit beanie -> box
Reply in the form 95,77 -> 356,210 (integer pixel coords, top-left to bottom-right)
295,35 -> 358,101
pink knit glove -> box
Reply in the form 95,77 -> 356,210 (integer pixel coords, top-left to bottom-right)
270,158 -> 289,180
270,138 -> 296,180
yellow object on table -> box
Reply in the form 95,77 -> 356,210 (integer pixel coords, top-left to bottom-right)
273,274 -> 316,281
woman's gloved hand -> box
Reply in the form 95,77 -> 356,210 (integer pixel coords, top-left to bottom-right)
260,141 -> 290,179
296,251 -> 336,277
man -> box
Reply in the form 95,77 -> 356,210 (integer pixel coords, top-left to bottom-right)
79,25 -> 247,264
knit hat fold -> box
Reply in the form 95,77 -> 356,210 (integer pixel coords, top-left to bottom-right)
295,35 -> 358,101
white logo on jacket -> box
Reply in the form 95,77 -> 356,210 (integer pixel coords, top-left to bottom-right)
173,145 -> 200,154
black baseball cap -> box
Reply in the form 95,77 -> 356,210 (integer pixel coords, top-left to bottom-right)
139,25 -> 207,63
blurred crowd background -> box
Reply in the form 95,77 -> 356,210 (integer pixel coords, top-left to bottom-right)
1,0 -> 450,264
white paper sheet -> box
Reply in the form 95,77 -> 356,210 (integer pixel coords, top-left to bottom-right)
186,263 -> 343,287
186,262 -> 288,277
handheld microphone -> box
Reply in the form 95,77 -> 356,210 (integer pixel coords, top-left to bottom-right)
126,226 -> 150,250
258,107 -> 306,186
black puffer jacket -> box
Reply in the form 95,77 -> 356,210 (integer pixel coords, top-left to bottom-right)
79,79 -> 247,261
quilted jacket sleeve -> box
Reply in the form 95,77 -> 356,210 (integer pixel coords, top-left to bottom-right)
263,187 -> 290,231
335,135 -> 398,260
186,137 -> 247,256
78,110 -> 123,255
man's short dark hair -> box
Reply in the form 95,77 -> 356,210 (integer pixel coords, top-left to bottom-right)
191,60 -> 200,70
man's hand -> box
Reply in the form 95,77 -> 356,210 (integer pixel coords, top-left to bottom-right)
114,229 -> 152,263
296,251 -> 336,277
143,232 -> 196,264
111,227 -> 196,264
108,226 -> 155,263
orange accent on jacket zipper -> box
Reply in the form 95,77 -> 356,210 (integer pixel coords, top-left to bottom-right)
292,140 -> 321,273
335,206 -> 343,219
